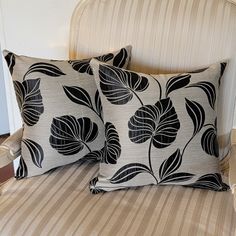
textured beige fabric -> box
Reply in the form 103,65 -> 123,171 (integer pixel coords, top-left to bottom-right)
70,0 -> 236,159
0,128 -> 22,168
0,162 -> 235,236
3,47 -> 131,178
228,0 -> 236,5
229,131 -> 236,211
90,60 -> 228,192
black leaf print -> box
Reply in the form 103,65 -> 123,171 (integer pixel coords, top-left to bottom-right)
166,74 -> 191,97
69,58 -> 93,75
94,90 -> 103,121
63,86 -> 103,121
102,122 -> 121,164
90,177 -> 105,194
22,139 -> 44,168
49,116 -> 98,155
110,163 -> 151,184
187,173 -> 229,191
220,62 -> 227,77
24,62 -> 65,79
69,52 -> 114,75
159,149 -> 182,180
81,149 -> 104,161
95,53 -> 114,63
185,99 -> 205,137
159,172 -> 194,184
187,82 -> 216,109
99,64 -> 149,105
112,48 -> 128,68
4,52 -> 15,75
188,67 -> 208,74
13,79 -> 44,126
128,98 -> 180,148
219,62 -> 227,86
201,123 -> 219,157
63,86 -> 93,109
15,157 -> 28,179
159,149 -> 194,184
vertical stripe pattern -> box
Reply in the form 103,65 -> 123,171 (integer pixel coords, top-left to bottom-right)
70,0 -> 236,158
0,162 -> 235,236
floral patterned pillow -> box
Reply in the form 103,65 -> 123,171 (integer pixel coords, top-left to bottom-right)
89,59 -> 229,193
3,46 -> 131,178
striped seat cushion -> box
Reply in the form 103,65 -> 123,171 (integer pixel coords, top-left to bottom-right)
0,162 -> 235,236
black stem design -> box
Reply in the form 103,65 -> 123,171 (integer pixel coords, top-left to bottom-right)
91,107 -> 104,122
150,172 -> 159,184
148,138 -> 159,184
150,75 -> 162,100
132,90 -> 144,106
82,142 -> 92,152
182,135 -> 194,157
148,138 -> 153,173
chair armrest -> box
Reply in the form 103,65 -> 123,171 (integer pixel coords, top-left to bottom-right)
229,145 -> 236,211
0,128 -> 23,168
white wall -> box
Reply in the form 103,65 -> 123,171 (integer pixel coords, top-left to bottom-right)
0,44 -> 9,134
0,0 -> 236,130
0,0 -> 80,133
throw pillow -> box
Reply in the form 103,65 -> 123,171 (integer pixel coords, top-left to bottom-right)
3,46 -> 131,178
89,59 -> 229,193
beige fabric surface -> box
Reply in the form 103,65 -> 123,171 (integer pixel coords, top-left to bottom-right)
3,47 -> 131,178
228,0 -> 236,5
90,60 -> 228,193
229,132 -> 236,211
0,161 -> 235,236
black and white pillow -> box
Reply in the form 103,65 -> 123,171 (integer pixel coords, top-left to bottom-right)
3,46 -> 131,178
89,59 -> 229,193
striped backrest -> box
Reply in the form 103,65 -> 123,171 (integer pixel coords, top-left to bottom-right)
69,0 -> 236,157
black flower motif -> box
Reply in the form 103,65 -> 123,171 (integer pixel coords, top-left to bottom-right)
187,82 -> 216,109
63,86 -> 103,121
15,157 -> 28,179
110,163 -> 153,184
95,53 -> 114,63
4,52 -> 15,75
49,116 -> 98,156
101,122 -> 121,164
219,62 -> 227,86
63,86 -> 93,108
69,58 -> 93,75
201,120 -> 219,157
159,149 -> 194,184
165,74 -> 191,97
81,149 -> 104,161
68,52 -> 114,75
23,62 -> 66,79
187,173 -> 229,191
99,64 -> 149,105
128,98 -> 180,148
112,48 -> 128,68
22,139 -> 44,168
90,177 -> 105,194
185,99 -> 205,137
159,149 -> 182,180
13,78 -> 44,126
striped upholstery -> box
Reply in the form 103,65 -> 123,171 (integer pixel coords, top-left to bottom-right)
70,0 -> 236,158
0,162 -> 235,236
1,1 -> 236,235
